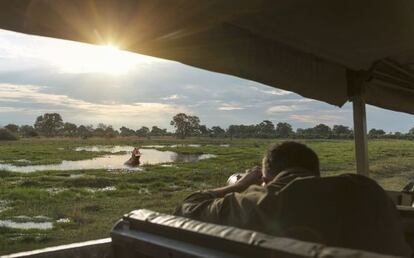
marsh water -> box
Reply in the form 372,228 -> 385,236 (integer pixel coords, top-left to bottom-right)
0,220 -> 53,230
0,146 -> 216,173
0,216 -> 72,230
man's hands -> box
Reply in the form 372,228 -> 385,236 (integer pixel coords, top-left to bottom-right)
210,166 -> 263,198
233,166 -> 262,192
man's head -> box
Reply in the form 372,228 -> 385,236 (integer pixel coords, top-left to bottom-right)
262,141 -> 320,184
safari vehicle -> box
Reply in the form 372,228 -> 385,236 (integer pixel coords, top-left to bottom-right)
1,1 -> 414,257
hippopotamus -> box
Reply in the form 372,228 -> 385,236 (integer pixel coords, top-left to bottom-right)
125,147 -> 141,166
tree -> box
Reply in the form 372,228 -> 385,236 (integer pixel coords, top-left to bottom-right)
198,125 -> 209,136
368,128 -> 386,138
296,128 -> 305,138
170,113 -> 201,138
77,125 -> 94,139
275,122 -> 293,138
188,115 -> 201,136
93,123 -> 107,137
34,113 -> 64,137
295,128 -> 313,138
226,124 -> 257,138
332,125 -> 352,139
136,126 -> 150,137
227,125 -> 237,139
91,123 -> 117,138
19,125 -> 39,137
210,126 -> 226,137
61,122 -> 77,137
312,124 -> 332,138
0,128 -> 18,141
5,124 -> 19,134
408,127 -> 414,136
104,125 -> 117,138
150,126 -> 167,136
120,126 -> 136,137
257,120 -> 275,138
393,132 -> 404,139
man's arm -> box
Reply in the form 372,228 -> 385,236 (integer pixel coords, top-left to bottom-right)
208,166 -> 263,197
174,167 -> 263,225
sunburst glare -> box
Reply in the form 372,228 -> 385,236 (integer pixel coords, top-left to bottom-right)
0,30 -> 163,76
52,43 -> 156,75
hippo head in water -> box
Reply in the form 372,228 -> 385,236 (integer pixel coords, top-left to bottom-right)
125,147 -> 141,167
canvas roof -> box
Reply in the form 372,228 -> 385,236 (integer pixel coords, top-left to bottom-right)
0,0 -> 413,114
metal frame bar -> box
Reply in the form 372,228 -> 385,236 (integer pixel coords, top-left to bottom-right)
5,238 -> 112,258
352,96 -> 369,176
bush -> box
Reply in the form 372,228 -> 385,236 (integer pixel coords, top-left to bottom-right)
0,128 -> 18,141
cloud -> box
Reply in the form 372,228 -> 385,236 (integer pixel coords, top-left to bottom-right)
249,85 -> 293,96
262,89 -> 292,96
0,83 -> 187,128
0,106 -> 29,113
289,114 -> 345,126
218,103 -> 244,111
278,99 -> 315,103
162,94 -> 182,100
266,105 -> 300,113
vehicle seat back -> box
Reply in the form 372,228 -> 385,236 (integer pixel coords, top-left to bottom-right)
274,174 -> 410,256
111,209 -> 406,258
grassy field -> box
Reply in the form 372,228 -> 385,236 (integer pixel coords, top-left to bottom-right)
0,137 -> 413,254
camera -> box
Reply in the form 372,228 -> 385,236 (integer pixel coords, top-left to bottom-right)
226,173 -> 245,185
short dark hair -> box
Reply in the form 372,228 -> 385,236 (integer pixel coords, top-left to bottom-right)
263,141 -> 320,176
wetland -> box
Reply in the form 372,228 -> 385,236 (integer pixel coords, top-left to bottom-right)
0,137 -> 414,254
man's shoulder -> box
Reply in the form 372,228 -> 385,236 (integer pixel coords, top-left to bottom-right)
268,169 -> 317,190
235,185 -> 271,204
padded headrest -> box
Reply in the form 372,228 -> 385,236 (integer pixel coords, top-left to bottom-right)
118,208 -> 404,258
125,209 -> 321,256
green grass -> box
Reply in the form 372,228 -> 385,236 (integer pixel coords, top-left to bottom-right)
0,137 -> 413,254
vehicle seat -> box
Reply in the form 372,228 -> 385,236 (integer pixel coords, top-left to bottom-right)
273,174 -> 410,257
111,208 -> 407,258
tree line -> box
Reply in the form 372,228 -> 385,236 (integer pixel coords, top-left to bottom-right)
0,112 -> 413,140
169,113 -> 414,140
0,113 -> 172,140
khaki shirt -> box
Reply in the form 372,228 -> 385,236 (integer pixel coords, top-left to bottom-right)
174,169 -> 314,235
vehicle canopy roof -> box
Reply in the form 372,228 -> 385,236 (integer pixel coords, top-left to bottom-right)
0,0 -> 413,114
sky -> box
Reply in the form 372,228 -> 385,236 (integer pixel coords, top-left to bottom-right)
0,29 -> 412,132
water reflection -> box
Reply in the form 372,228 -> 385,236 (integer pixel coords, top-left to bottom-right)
141,145 -> 166,148
170,144 -> 201,148
0,220 -> 53,230
86,186 -> 117,193
76,144 -> 229,150
56,218 -> 71,223
75,145 -> 133,153
169,144 -> 229,148
0,147 -> 216,173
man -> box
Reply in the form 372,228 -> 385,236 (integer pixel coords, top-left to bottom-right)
175,141 -> 411,257
174,141 -> 320,233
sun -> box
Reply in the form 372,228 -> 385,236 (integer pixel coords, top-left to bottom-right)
66,44 -> 138,75
87,44 -> 131,75
49,42 -> 158,75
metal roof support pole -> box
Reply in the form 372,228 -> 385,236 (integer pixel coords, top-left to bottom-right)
347,69 -> 371,177
352,95 -> 369,176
